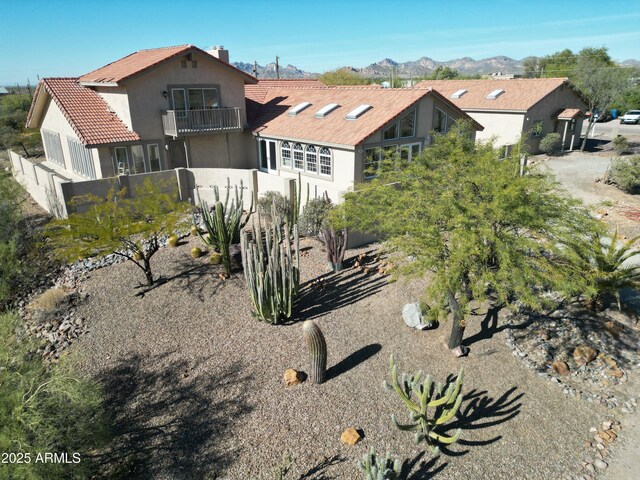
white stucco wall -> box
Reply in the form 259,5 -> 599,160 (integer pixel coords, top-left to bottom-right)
95,87 -> 133,129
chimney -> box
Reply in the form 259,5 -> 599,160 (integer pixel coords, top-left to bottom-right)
207,45 -> 229,64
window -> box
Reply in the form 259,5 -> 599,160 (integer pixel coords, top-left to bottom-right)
383,123 -> 398,140
434,108 -> 448,133
305,145 -> 318,173
114,146 -> 129,174
131,145 -> 145,174
400,111 -> 415,138
148,144 -> 161,171
42,129 -> 64,167
181,60 -> 187,68
400,143 -> 421,162
172,87 -> 218,110
451,89 -> 467,99
191,60 -> 198,68
293,143 -> 304,170
319,147 -> 331,176
486,89 -> 504,99
281,141 -> 292,168
364,147 -> 381,179
315,103 -> 339,118
68,138 -> 96,179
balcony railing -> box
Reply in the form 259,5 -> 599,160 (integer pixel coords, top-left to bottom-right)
162,107 -> 242,137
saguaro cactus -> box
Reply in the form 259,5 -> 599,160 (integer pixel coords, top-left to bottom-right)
358,447 -> 401,480
384,355 -> 463,454
303,320 -> 327,384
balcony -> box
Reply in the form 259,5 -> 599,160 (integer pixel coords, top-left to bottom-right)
162,107 -> 242,137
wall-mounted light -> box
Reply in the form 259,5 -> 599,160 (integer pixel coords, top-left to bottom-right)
162,91 -> 168,99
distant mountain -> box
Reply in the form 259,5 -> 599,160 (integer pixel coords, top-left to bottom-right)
233,55 -> 639,79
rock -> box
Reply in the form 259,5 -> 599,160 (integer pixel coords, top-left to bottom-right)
594,459 -> 608,469
552,361 -> 570,375
283,369 -> 304,386
584,463 -> 595,474
401,302 -> 433,330
451,345 -> 469,357
574,346 -> 597,365
602,421 -> 613,430
340,428 -> 361,446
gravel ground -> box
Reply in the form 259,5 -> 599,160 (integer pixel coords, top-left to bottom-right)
73,236 -> 609,479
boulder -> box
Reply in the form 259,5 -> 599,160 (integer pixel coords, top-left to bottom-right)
340,428 -> 362,446
573,346 -> 597,365
402,302 -> 433,330
552,361 -> 570,376
283,369 -> 304,386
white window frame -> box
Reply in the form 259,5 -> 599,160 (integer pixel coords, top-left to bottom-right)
42,129 -> 65,167
68,138 -> 96,179
400,142 -> 421,162
305,145 -> 318,173
293,143 -> 304,170
319,147 -> 332,177
281,141 -> 292,168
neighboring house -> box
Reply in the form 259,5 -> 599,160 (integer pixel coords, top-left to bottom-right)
414,78 -> 586,152
246,83 -> 482,197
0,86 -> 9,96
26,45 -> 257,180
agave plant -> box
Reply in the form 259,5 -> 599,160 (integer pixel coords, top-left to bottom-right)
568,229 -> 640,310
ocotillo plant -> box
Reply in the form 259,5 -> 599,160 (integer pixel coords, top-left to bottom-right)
241,213 -> 300,324
384,355 -> 463,454
358,447 -> 401,480
198,178 -> 253,275
302,320 -> 327,384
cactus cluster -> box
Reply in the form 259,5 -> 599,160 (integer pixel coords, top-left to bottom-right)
384,355 -> 463,454
302,320 -> 327,384
358,447 -> 401,480
197,178 -> 253,275
321,225 -> 348,272
241,212 -> 300,324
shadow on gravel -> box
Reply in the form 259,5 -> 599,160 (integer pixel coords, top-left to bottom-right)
298,454 -> 346,479
327,343 -> 382,381
439,386 -> 523,457
401,451 -> 447,479
463,306 -> 536,348
296,266 -> 387,321
94,353 -> 253,479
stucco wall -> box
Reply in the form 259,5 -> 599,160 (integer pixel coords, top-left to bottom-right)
95,87 -> 132,129
185,132 -> 251,169
467,111 -> 525,147
122,51 -> 249,140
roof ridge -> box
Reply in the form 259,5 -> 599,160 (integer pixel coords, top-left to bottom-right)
138,44 -> 192,52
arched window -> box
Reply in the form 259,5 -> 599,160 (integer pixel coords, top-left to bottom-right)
319,147 -> 332,176
305,145 -> 317,173
293,143 -> 304,170
281,141 -> 291,168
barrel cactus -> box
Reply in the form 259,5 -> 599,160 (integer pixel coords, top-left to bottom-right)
358,447 -> 401,480
191,246 -> 204,258
210,252 -> 222,265
303,320 -> 327,384
168,235 -> 179,247
384,355 -> 463,454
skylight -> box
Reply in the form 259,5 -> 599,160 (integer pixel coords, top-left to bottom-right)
451,89 -> 467,99
315,103 -> 340,118
288,102 -> 311,116
486,89 -> 504,99
345,104 -> 372,120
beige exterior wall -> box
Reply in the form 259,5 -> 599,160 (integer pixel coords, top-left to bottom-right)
467,111 -> 525,147
185,132 -> 252,169
95,87 -> 132,129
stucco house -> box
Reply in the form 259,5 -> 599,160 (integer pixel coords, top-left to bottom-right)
414,78 -> 586,152
17,45 -> 481,216
246,82 -> 482,198
26,45 -> 257,181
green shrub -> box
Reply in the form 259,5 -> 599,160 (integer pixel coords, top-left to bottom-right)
257,191 -> 289,219
609,156 -> 640,194
0,312 -> 111,478
539,132 -> 562,155
612,135 -> 629,156
299,196 -> 333,236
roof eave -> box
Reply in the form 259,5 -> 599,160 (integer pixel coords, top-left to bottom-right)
78,81 -> 119,87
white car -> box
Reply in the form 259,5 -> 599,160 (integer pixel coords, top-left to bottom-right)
620,110 -> 640,124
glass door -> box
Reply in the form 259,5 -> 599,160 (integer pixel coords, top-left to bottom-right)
259,139 -> 278,173
400,142 -> 422,162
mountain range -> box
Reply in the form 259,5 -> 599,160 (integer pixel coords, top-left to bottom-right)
233,55 -> 640,79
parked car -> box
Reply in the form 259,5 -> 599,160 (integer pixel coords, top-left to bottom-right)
586,109 -> 611,123
620,110 -> 640,124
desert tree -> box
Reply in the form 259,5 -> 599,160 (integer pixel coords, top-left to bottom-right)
45,179 -> 189,287
336,122 -> 602,352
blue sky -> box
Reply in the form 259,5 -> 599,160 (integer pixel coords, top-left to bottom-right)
2,0 -> 639,84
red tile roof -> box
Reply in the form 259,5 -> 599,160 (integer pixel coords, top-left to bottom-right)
414,78 -> 572,112
248,86 -> 478,147
79,45 -> 257,85
556,108 -> 583,119
27,78 -> 140,146
246,79 -> 325,103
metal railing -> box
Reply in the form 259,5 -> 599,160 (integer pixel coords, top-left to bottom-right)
162,107 -> 242,137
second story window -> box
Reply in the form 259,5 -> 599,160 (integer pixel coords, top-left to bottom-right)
171,87 -> 219,112
293,143 -> 304,170
305,145 -> 317,173
281,142 -> 291,168
434,108 -> 448,133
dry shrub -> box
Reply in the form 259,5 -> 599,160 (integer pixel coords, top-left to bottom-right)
28,287 -> 69,317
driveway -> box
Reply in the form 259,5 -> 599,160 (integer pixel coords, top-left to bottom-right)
542,152 -> 613,205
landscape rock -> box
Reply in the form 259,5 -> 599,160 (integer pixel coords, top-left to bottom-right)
552,360 -> 570,375
340,427 -> 362,446
402,302 -> 433,330
573,346 -> 597,366
283,368 -> 305,386
593,459 -> 608,469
